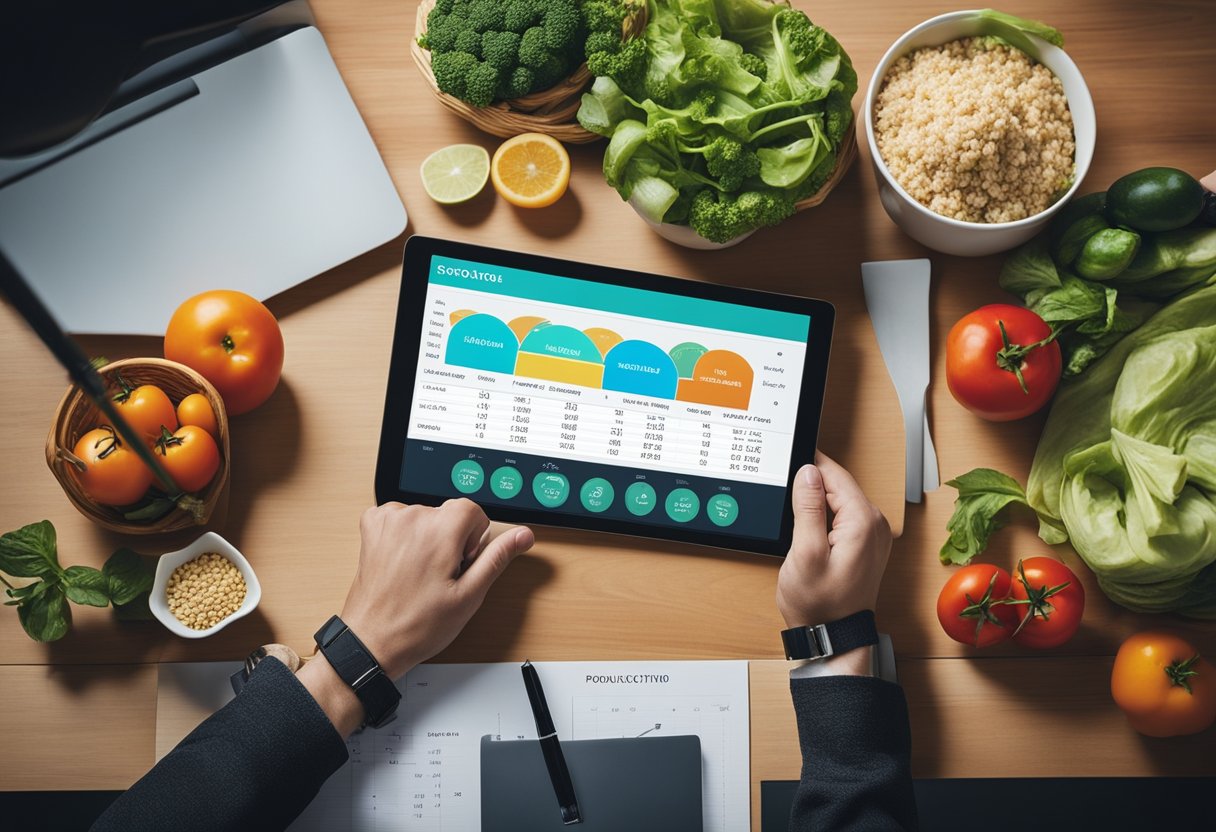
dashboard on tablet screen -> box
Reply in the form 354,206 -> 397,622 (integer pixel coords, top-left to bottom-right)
397,252 -> 814,543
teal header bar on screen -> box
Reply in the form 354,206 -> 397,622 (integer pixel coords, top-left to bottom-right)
428,256 -> 810,342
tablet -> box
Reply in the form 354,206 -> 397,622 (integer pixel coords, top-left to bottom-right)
374,237 -> 834,556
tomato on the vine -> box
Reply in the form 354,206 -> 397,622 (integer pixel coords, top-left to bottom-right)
1111,631 -> 1216,737
155,425 -> 220,493
1007,557 -> 1084,649
946,304 -> 1062,421
176,393 -> 219,439
71,426 -> 154,506
164,290 -> 284,415
936,564 -> 1020,647
101,378 -> 177,444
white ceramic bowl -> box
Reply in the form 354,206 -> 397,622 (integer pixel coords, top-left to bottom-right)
150,531 -> 261,639
863,10 -> 1096,256
635,207 -> 755,249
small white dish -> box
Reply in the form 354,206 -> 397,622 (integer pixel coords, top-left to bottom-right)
863,9 -> 1096,256
635,208 -> 755,250
150,531 -> 261,639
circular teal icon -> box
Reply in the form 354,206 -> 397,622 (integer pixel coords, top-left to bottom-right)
625,482 -> 657,516
450,459 -> 484,494
665,488 -> 700,523
490,466 -> 523,500
707,494 -> 739,527
579,477 -> 615,512
532,472 -> 570,508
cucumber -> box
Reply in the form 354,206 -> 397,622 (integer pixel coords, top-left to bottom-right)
1053,213 -> 1109,266
1105,167 -> 1205,232
1049,191 -> 1106,242
1076,228 -> 1141,280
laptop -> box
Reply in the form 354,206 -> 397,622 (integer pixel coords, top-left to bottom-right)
0,24 -> 405,335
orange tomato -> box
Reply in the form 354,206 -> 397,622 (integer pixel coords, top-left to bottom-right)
101,380 -> 177,444
154,425 -> 220,493
1111,631 -> 1216,737
72,426 -> 154,506
177,393 -> 219,439
164,291 -> 284,415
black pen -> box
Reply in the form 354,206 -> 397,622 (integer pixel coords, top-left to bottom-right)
521,661 -> 582,825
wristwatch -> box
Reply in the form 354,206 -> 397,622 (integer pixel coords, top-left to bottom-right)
781,609 -> 879,661
314,615 -> 402,729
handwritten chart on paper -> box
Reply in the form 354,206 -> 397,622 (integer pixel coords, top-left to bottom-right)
289,661 -> 750,832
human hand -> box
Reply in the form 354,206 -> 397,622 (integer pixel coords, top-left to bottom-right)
777,451 -> 892,629
340,499 -> 534,679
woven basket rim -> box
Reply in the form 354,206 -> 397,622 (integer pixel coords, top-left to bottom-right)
45,357 -> 232,535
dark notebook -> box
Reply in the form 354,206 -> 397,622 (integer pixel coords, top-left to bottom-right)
481,734 -> 703,832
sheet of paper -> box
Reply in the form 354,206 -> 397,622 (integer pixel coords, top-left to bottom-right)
289,660 -> 750,832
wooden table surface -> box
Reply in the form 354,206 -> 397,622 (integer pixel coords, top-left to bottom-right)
2,0 -> 1214,824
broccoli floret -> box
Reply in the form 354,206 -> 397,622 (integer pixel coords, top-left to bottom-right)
431,51 -> 480,101
703,136 -> 760,193
482,30 -> 522,71
823,89 -> 853,144
423,12 -> 460,52
433,0 -> 456,14
582,0 -> 627,35
466,0 -> 505,33
500,65 -> 535,100
740,52 -> 767,81
504,0 -> 545,33
454,28 -> 482,58
688,188 -> 796,243
586,35 -> 646,92
540,2 -> 583,51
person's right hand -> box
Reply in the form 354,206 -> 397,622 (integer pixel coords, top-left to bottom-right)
777,451 -> 892,630
340,499 -> 535,679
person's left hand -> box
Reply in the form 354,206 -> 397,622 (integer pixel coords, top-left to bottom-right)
340,499 -> 535,679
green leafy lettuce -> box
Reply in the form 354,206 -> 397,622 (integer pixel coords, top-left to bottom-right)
577,0 -> 856,242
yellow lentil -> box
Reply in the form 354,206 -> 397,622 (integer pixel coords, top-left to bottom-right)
874,37 -> 1075,224
166,552 -> 247,630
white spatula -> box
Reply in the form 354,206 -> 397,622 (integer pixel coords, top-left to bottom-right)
862,259 -> 936,503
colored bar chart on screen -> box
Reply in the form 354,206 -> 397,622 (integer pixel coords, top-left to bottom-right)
445,312 -> 755,410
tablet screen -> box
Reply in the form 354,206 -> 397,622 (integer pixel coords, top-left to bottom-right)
397,253 -> 813,544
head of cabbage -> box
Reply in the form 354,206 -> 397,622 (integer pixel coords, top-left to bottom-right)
1028,282 -> 1216,617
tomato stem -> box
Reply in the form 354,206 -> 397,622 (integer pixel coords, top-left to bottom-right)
958,570 -> 1010,646
110,371 -> 135,404
1165,655 -> 1201,694
93,425 -> 121,459
1002,559 -> 1072,638
220,334 -> 235,354
154,426 -> 182,455
995,320 -> 1061,396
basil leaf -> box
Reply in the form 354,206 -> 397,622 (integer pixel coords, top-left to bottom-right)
940,469 -> 1031,565
17,584 -> 71,642
114,590 -> 154,621
103,548 -> 154,606
0,520 -> 61,579
62,565 -> 110,607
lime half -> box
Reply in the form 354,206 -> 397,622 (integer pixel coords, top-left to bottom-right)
420,144 -> 490,205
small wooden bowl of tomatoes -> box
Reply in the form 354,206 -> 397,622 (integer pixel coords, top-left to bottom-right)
45,357 -> 231,535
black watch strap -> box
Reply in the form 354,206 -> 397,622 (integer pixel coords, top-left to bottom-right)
781,609 -> 879,661
314,615 -> 402,729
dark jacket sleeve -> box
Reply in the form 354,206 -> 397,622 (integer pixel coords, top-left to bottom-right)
92,657 -> 349,832
789,675 -> 917,831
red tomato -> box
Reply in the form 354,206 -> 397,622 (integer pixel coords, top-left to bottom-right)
155,425 -> 220,493
101,379 -> 177,445
1007,557 -> 1085,649
176,393 -> 219,439
936,564 -> 1020,647
946,304 -> 1061,421
71,426 -> 154,506
164,291 -> 284,415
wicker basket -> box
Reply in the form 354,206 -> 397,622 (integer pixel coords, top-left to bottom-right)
46,358 -> 231,535
411,0 -> 648,143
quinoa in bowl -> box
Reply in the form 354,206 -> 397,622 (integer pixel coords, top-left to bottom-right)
873,37 -> 1075,224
